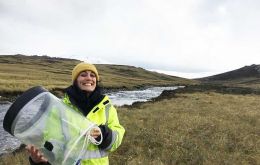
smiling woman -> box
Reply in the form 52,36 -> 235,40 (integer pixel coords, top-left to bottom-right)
76,71 -> 97,93
71,62 -> 100,94
26,62 -> 125,165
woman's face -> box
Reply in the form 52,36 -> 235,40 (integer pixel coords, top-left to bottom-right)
76,70 -> 97,93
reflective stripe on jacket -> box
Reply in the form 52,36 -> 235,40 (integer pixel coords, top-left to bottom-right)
62,94 -> 125,165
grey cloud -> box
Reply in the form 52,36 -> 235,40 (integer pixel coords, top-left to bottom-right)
0,0 -> 260,78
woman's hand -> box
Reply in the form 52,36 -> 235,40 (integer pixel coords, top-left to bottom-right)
26,144 -> 48,163
90,127 -> 101,139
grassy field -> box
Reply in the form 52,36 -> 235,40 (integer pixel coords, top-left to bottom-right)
0,55 -> 195,97
1,55 -> 259,164
1,91 -> 259,165
201,79 -> 260,90
112,92 -> 260,165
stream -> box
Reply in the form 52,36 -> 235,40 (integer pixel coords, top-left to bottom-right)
0,86 -> 183,155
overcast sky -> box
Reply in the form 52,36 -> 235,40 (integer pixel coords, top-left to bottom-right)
0,0 -> 260,78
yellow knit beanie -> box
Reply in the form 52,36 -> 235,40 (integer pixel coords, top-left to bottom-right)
72,62 -> 99,82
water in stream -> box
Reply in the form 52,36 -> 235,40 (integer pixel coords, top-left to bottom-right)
0,86 -> 182,155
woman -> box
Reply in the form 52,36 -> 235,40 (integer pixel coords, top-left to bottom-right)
27,62 -> 125,165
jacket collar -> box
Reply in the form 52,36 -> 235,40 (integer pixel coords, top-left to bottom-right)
64,84 -> 105,116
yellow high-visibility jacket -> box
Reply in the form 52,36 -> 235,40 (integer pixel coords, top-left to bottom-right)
62,94 -> 125,165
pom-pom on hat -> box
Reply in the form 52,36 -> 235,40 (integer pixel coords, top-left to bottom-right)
72,62 -> 99,82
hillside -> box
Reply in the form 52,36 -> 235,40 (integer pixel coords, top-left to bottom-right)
198,64 -> 260,88
1,55 -> 259,164
0,54 -> 196,96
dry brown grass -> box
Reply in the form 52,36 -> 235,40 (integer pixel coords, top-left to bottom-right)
111,92 -> 260,165
0,151 -> 29,165
0,92 -> 259,164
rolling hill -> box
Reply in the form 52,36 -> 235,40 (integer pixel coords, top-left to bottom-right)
198,64 -> 260,88
0,54 -> 196,96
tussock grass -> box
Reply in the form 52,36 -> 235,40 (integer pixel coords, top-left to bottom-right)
0,151 -> 29,165
111,92 -> 260,164
0,92 -> 259,164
